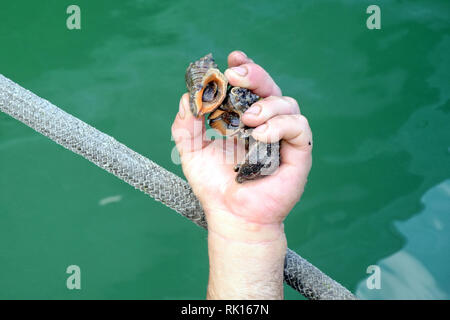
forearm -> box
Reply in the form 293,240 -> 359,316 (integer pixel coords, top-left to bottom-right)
206,211 -> 287,300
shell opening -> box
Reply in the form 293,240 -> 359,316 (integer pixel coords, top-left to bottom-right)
195,69 -> 227,116
208,109 -> 240,135
202,82 -> 218,102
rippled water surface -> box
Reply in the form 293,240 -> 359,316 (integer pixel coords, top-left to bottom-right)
0,0 -> 449,299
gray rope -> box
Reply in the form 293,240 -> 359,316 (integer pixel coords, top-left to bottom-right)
0,74 -> 356,300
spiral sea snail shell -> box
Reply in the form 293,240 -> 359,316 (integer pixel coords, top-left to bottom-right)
185,53 -> 228,117
185,54 -> 280,183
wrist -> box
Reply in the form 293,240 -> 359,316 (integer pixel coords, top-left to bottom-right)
205,208 -> 285,244
207,228 -> 287,300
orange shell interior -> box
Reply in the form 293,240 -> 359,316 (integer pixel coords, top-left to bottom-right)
194,70 -> 227,116
209,119 -> 228,136
208,109 -> 227,135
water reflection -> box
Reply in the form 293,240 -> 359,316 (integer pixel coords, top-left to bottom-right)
356,179 -> 450,299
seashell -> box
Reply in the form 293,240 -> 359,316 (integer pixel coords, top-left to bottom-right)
226,86 -> 260,116
185,54 -> 228,117
207,86 -> 280,183
208,86 -> 259,136
208,109 -> 240,135
184,55 -> 280,183
235,138 -> 280,183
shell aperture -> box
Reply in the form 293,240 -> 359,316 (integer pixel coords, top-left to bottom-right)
185,54 -> 228,117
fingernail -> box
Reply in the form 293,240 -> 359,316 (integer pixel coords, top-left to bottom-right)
253,124 -> 267,133
245,105 -> 261,115
231,66 -> 247,76
178,98 -> 186,119
236,51 -> 254,63
237,50 -> 247,58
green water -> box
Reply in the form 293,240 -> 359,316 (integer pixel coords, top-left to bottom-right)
0,0 -> 449,299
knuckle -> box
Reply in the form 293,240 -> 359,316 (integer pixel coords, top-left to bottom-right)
262,95 -> 279,104
296,114 -> 309,126
257,96 -> 277,111
281,96 -> 300,112
242,62 -> 258,75
248,62 -> 263,72
269,114 -> 291,126
281,96 -> 296,104
247,63 -> 270,80
274,84 -> 283,96
245,63 -> 281,96
262,96 -> 295,114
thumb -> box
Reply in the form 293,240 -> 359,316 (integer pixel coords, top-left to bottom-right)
171,93 -> 209,157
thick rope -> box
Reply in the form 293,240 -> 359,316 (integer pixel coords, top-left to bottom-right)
0,74 -> 356,300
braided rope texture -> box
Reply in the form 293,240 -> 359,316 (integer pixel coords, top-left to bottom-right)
0,74 -> 356,300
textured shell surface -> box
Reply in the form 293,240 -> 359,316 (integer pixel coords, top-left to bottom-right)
185,54 -> 228,117
224,87 -> 280,183
185,53 -> 217,90
208,87 -> 260,136
236,139 -> 280,183
227,87 -> 260,115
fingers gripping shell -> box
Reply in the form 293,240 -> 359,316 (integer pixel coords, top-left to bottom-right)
223,87 -> 280,183
236,139 -> 280,183
185,56 -> 280,183
208,86 -> 260,136
227,86 -> 260,115
208,86 -> 280,184
185,54 -> 228,117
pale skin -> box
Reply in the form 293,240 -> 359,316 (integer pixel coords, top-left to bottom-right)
171,51 -> 313,299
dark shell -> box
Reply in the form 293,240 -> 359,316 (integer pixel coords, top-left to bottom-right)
235,137 -> 280,183
208,86 -> 259,136
185,54 -> 228,117
226,86 -> 260,115
208,109 -> 240,135
207,87 -> 280,183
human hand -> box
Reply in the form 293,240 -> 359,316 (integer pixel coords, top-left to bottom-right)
172,51 -> 312,299
172,51 -> 313,242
